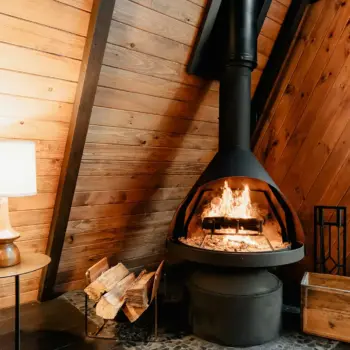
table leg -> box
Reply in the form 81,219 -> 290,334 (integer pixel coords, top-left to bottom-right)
15,275 -> 20,350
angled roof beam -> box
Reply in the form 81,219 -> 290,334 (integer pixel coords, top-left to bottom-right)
251,0 -> 313,145
38,0 -> 116,301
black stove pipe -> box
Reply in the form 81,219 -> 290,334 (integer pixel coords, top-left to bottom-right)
219,0 -> 258,152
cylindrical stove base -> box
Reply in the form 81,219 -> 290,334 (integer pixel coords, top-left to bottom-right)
188,268 -> 283,347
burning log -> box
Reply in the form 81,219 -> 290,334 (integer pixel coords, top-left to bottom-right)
202,217 -> 263,234
96,273 -> 136,320
84,262 -> 129,301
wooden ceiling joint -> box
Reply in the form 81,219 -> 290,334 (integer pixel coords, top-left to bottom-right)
251,0 -> 316,145
38,0 -> 116,301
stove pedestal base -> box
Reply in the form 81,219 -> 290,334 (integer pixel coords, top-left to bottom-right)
188,268 -> 282,347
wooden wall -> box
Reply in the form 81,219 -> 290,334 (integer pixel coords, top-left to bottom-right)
255,0 -> 350,272
0,1 -> 90,308
55,0 -> 291,293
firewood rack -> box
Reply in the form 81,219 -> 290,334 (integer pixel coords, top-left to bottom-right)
84,293 -> 160,342
314,205 -> 347,275
83,260 -> 173,343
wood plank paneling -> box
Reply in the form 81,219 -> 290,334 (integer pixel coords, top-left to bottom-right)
112,0 -> 197,46
0,13 -> 85,59
0,0 -> 89,36
0,0 -> 90,308
79,160 -> 206,176
86,125 -> 217,150
39,0 -> 117,301
0,95 -> 72,123
72,187 -> 191,206
9,193 -> 56,211
82,143 -> 216,162
258,0 -> 348,181
130,0 -> 204,27
254,0 -> 350,272
56,0 -> 291,292
0,118 -> 69,141
57,0 -> 93,12
0,42 -> 80,82
0,70 -> 77,103
90,106 -> 218,137
94,86 -> 218,122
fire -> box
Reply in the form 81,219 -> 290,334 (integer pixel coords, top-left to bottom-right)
180,180 -> 288,252
202,181 -> 258,220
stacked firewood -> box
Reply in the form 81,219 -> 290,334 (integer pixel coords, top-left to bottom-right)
84,259 -> 163,322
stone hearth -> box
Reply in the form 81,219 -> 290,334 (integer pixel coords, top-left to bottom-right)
61,290 -> 346,350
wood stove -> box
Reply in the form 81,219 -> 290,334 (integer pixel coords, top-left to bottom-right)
167,0 -> 305,346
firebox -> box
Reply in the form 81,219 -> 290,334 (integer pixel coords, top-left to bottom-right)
167,0 -> 305,347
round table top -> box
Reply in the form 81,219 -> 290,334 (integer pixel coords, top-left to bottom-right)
0,253 -> 51,278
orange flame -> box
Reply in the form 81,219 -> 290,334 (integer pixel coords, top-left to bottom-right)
202,181 -> 258,219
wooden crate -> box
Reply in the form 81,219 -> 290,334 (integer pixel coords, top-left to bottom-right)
301,272 -> 350,342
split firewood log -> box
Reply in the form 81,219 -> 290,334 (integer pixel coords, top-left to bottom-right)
123,261 -> 164,323
84,262 -> 129,301
96,273 -> 136,320
85,257 -> 109,284
125,271 -> 155,308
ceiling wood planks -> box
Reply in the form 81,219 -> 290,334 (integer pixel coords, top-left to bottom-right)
254,0 -> 350,271
251,0 -> 311,141
38,0 -> 116,301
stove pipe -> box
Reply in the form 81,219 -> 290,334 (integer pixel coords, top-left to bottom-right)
219,0 -> 258,151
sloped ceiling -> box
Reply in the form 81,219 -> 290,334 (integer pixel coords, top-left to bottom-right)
54,0 -> 292,293
255,0 -> 350,271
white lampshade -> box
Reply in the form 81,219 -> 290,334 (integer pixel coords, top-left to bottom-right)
0,140 -> 37,197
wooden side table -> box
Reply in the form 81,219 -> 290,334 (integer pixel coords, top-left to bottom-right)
0,253 -> 51,350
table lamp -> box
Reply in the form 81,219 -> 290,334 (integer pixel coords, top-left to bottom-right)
0,140 -> 37,267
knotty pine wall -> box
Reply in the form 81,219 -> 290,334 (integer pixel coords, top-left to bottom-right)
0,1 -> 91,308
55,0 -> 291,293
255,0 -> 350,272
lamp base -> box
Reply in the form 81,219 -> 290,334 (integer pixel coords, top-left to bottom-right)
0,197 -> 21,267
0,240 -> 21,267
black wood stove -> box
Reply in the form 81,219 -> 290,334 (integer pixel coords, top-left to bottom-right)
167,0 -> 305,346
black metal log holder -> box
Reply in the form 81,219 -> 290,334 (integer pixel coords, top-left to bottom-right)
314,206 -> 347,275
84,288 -> 160,343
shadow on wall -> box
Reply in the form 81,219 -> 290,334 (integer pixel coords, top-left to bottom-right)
109,82 -> 214,269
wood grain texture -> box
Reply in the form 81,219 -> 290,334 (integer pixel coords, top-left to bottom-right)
258,0 -> 347,181
57,0 -> 94,12
0,0 -> 91,307
0,42 -> 81,82
0,70 -> 77,103
90,106 -> 218,136
82,143 -> 216,162
94,85 -> 219,122
254,0 -> 350,271
0,94 -> 73,123
72,187 -> 191,206
39,0 -> 116,301
112,0 -> 197,46
0,13 -> 85,60
0,0 -> 89,36
254,0 -> 326,156
56,0 -> 291,293
302,272 -> 350,342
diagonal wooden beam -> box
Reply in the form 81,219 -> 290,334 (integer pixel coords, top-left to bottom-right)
257,0 -> 273,33
251,0 -> 311,144
38,0 -> 116,301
